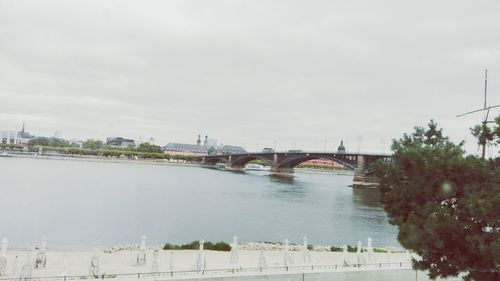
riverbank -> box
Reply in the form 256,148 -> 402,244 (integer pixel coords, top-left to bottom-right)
3,152 -> 198,167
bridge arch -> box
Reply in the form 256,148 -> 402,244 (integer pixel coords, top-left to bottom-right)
230,155 -> 274,167
277,154 -> 357,170
202,156 -> 228,165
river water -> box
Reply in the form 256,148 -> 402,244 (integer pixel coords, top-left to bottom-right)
0,157 -> 399,249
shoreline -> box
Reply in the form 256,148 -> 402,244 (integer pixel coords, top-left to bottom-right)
3,154 -> 357,177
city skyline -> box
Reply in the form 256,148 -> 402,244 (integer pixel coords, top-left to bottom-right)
1,1 -> 499,155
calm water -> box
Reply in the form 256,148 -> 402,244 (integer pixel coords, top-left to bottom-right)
0,157 -> 398,249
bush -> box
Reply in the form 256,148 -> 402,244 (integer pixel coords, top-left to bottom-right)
163,241 -> 231,252
347,245 -> 357,252
330,246 -> 342,252
162,243 -> 180,250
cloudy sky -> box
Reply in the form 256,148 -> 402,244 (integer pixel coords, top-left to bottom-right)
1,0 -> 499,155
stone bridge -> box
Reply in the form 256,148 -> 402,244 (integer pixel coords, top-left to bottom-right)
200,152 -> 391,187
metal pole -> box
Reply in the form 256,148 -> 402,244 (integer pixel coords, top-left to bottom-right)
484,69 -> 488,109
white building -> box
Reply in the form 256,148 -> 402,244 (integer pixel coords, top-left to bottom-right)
0,123 -> 34,145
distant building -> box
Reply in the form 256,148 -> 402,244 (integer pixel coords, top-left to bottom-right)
106,137 -> 136,148
0,130 -> 18,145
214,145 -> 247,155
1,122 -> 34,145
163,134 -> 245,155
163,143 -> 209,155
337,140 -> 346,154
204,136 -> 217,148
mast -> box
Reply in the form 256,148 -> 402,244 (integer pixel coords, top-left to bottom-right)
484,69 -> 488,109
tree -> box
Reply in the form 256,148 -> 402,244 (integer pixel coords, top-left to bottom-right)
375,120 -> 499,281
28,137 -> 70,147
470,114 -> 500,158
136,142 -> 162,153
82,139 -> 103,150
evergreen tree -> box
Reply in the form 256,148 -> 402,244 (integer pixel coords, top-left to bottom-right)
375,120 -> 499,281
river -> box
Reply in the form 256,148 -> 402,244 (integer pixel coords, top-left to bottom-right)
0,157 -> 399,249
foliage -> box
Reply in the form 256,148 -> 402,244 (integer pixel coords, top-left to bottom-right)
470,114 -> 500,156
375,120 -> 500,281
330,246 -> 342,252
136,142 -> 163,153
83,139 -> 103,150
346,245 -> 357,253
0,144 -> 24,150
162,243 -> 180,250
28,137 -> 73,147
307,244 -> 314,251
373,248 -> 387,253
330,245 -> 357,252
163,241 -> 231,251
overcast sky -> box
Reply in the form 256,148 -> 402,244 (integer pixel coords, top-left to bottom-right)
1,0 -> 499,155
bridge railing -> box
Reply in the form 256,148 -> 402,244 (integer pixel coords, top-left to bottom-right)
205,151 -> 391,157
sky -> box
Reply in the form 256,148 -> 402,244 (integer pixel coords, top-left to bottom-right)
1,0 -> 499,156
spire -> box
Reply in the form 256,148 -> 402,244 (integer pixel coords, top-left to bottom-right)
204,135 -> 208,146
196,134 -> 201,146
21,121 -> 25,133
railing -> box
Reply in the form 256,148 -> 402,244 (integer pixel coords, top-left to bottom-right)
206,151 -> 392,157
0,262 -> 413,281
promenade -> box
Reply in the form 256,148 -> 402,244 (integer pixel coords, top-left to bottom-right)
0,248 -> 462,281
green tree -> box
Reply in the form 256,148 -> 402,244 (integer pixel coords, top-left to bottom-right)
82,139 -> 103,150
137,142 -> 162,153
28,137 -> 70,147
375,120 -> 499,281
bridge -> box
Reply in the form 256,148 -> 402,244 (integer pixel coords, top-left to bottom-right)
200,152 -> 391,187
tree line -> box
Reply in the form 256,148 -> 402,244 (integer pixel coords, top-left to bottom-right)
1,137 -> 198,161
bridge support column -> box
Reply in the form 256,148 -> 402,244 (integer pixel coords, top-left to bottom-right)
352,156 -> 378,188
225,165 -> 245,172
270,166 -> 294,177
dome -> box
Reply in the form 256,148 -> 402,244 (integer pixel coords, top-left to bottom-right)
337,141 -> 346,153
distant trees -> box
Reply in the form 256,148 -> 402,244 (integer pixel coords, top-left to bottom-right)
136,142 -> 162,153
82,139 -> 103,150
375,120 -> 499,281
28,137 -> 72,147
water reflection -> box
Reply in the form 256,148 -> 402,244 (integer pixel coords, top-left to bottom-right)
268,174 -> 295,184
264,175 -> 307,201
352,187 -> 382,208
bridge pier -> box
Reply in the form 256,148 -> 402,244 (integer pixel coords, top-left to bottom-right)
225,165 -> 246,172
270,166 -> 294,177
352,155 -> 379,188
